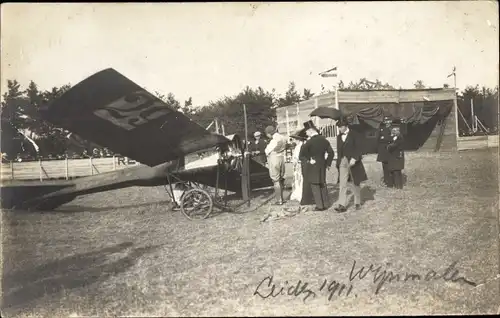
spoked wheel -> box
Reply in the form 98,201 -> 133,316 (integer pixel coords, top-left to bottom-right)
180,188 -> 213,220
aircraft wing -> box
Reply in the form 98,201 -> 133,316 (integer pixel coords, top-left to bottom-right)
17,161 -> 180,210
40,68 -> 228,167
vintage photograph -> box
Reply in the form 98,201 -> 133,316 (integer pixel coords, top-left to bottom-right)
1,2 -> 499,317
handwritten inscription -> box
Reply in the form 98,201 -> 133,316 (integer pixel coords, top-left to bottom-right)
349,260 -> 477,294
94,90 -> 172,130
318,278 -> 354,301
253,275 -> 353,303
254,260 -> 477,301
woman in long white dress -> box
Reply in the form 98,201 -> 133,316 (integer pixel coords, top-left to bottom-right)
289,131 -> 307,202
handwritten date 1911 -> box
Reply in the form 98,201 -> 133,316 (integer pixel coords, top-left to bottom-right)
319,279 -> 354,301
254,276 -> 353,303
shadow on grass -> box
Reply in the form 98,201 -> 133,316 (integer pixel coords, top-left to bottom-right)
361,186 -> 377,203
209,184 -> 377,214
47,200 -> 174,213
208,188 -> 276,217
378,174 -> 408,186
341,185 -> 377,209
325,183 -> 377,208
230,189 -> 276,214
2,242 -> 162,309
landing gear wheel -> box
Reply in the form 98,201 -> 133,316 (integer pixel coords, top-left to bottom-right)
180,188 -> 213,220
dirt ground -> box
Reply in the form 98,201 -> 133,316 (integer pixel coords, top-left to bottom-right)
1,149 -> 499,317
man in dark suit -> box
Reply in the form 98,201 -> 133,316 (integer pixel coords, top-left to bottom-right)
334,117 -> 368,212
249,131 -> 268,165
386,126 -> 405,189
376,116 -> 393,186
299,120 -> 335,211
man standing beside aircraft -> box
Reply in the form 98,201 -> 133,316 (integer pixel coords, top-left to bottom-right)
249,131 -> 268,165
264,125 -> 287,205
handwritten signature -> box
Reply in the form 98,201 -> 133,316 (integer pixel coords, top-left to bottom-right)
349,260 -> 477,294
254,260 -> 477,301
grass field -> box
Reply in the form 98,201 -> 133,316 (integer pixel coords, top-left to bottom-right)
2,149 -> 499,317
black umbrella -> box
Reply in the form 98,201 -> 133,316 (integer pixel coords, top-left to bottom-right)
290,128 -> 307,140
309,107 -> 343,120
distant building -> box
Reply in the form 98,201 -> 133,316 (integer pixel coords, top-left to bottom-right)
276,88 -> 458,152
276,92 -> 337,137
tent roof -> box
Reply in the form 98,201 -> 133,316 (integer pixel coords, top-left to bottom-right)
276,88 -> 456,109
338,88 -> 456,104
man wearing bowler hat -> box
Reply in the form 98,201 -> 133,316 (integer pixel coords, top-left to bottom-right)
334,117 -> 368,212
299,120 -> 335,211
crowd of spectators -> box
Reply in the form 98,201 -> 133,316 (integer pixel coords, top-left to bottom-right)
1,147 -> 117,163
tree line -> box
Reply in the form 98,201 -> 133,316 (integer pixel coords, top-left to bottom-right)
1,78 -> 498,161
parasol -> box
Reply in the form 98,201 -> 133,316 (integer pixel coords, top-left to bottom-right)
309,107 -> 343,120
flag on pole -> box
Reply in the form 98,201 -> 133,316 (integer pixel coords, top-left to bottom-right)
319,66 -> 338,78
447,66 -> 456,78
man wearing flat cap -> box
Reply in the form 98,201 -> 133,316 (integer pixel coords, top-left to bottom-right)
299,120 -> 335,211
264,125 -> 288,205
334,117 -> 368,212
249,131 -> 268,165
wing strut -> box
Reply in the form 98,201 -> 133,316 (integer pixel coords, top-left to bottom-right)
242,104 -> 251,207
166,171 -> 177,206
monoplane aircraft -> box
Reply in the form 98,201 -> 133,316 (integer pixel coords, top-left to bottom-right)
16,68 -> 274,220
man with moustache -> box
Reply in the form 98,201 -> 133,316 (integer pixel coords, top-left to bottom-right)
334,117 -> 368,212
299,120 -> 335,211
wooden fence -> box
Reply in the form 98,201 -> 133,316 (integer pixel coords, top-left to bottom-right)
319,124 -> 338,138
0,157 -> 139,181
2,135 -> 497,181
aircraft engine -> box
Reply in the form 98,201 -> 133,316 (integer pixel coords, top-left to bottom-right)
216,134 -> 244,172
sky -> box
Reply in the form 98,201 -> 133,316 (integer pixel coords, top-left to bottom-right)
1,2 -> 498,106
